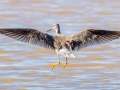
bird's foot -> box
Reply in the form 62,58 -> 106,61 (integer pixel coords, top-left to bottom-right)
63,62 -> 67,69
51,62 -> 60,71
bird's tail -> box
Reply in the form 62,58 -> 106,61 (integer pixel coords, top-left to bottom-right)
66,54 -> 75,58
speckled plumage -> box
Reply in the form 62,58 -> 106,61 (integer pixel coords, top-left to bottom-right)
0,23 -> 120,70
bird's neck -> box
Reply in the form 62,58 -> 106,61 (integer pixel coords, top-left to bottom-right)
56,28 -> 61,34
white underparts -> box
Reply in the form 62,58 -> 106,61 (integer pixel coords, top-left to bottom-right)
56,48 -> 75,58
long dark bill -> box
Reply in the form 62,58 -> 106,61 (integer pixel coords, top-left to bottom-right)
47,29 -> 53,32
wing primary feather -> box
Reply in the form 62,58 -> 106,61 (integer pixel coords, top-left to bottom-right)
70,29 -> 120,51
0,28 -> 55,49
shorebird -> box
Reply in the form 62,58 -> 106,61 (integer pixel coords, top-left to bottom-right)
0,23 -> 120,70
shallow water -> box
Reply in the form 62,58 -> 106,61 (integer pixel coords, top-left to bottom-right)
0,0 -> 120,90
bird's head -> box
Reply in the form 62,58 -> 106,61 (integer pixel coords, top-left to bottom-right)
47,23 -> 60,32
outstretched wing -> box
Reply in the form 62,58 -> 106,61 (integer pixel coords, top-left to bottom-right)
69,29 -> 120,51
0,28 -> 55,49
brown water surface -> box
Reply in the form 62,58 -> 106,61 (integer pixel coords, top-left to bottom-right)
0,0 -> 120,90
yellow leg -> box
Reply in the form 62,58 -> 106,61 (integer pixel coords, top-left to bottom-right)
52,55 -> 60,71
63,57 -> 68,69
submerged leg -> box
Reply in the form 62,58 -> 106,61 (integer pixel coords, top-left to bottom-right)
63,57 -> 68,69
52,55 -> 60,71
